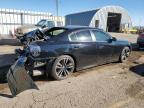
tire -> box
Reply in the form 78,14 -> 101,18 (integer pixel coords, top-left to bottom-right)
50,55 -> 75,80
119,47 -> 130,63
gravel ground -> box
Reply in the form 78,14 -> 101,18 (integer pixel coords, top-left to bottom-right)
0,33 -> 143,108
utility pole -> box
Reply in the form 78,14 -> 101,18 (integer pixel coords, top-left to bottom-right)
56,0 -> 59,16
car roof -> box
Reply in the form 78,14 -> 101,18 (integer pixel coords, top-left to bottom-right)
50,25 -> 103,31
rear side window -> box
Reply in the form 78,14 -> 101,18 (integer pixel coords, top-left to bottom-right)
76,30 -> 92,42
69,33 -> 77,41
93,30 -> 110,42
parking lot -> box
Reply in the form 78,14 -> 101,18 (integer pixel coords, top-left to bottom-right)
0,33 -> 144,108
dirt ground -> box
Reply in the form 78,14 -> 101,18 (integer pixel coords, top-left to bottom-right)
0,33 -> 144,108
0,50 -> 144,108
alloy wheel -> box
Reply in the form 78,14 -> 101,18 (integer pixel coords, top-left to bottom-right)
55,57 -> 74,78
121,48 -> 130,61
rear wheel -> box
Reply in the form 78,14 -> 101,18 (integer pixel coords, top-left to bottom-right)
51,55 -> 75,80
119,47 -> 130,63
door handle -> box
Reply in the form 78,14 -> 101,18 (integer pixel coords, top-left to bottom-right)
99,45 -> 105,49
73,46 -> 80,49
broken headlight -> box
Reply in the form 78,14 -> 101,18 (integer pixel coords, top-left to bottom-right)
29,45 -> 41,57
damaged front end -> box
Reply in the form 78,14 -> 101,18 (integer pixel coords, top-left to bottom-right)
7,47 -> 39,96
7,29 -> 49,96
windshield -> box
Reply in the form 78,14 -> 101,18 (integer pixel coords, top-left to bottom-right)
36,20 -> 47,27
47,21 -> 55,28
36,20 -> 55,28
44,28 -> 67,37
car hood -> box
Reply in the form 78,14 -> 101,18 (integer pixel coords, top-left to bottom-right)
116,39 -> 131,46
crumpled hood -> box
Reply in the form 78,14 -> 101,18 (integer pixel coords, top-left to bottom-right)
15,25 -> 41,37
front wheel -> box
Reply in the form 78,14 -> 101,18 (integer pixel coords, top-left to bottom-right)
119,47 -> 130,63
51,55 -> 75,80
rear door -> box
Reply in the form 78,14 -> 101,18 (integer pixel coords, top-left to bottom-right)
92,30 -> 115,64
69,29 -> 97,69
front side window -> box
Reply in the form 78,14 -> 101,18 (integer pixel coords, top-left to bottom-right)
93,30 -> 111,42
76,30 -> 92,42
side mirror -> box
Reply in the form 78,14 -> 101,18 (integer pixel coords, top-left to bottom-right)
112,37 -> 117,41
108,37 -> 117,43
42,25 -> 47,28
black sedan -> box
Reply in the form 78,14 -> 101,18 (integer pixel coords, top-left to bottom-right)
17,26 -> 131,80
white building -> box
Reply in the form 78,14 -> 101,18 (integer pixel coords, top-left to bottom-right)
0,8 -> 65,38
65,6 -> 132,32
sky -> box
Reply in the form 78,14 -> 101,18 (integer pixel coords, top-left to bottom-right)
0,0 -> 143,26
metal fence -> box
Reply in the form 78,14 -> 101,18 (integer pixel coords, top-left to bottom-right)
0,8 -> 65,38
